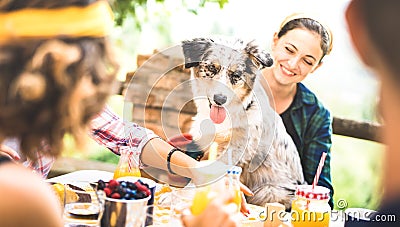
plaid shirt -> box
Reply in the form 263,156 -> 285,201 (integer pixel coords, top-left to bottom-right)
281,83 -> 334,208
23,105 -> 158,178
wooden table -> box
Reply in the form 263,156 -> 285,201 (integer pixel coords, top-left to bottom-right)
48,170 -> 345,227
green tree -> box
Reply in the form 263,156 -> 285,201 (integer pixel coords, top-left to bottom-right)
111,0 -> 229,27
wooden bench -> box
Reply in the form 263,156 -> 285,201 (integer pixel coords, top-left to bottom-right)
48,157 -> 116,179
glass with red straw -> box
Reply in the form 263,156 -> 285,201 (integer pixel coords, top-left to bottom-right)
291,152 -> 331,227
306,152 -> 328,209
312,152 -> 327,190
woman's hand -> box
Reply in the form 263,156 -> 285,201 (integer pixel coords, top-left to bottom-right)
0,144 -> 20,161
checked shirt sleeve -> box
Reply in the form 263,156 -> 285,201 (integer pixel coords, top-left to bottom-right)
2,137 -> 55,178
5,106 -> 159,178
90,105 -> 159,166
23,153 -> 55,178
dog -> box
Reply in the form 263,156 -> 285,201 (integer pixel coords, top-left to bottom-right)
181,37 -> 305,209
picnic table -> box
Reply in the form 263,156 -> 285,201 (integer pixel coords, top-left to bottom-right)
48,170 -> 346,227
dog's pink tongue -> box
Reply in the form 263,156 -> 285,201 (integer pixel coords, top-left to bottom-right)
210,105 -> 226,124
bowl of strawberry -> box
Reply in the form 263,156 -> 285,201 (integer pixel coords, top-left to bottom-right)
97,178 -> 151,227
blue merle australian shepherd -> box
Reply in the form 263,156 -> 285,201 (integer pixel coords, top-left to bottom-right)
181,37 -> 305,209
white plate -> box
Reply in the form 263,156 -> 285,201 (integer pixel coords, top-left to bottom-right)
47,170 -> 113,183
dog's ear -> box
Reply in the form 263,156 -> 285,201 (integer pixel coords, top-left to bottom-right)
245,40 -> 274,69
181,38 -> 213,68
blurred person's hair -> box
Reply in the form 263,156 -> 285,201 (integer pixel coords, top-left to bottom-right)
0,0 -> 118,161
358,0 -> 400,84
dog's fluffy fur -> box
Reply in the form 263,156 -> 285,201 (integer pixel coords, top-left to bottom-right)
182,37 -> 305,209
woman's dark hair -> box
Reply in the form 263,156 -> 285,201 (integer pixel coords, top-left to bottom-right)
278,18 -> 332,62
0,0 -> 118,161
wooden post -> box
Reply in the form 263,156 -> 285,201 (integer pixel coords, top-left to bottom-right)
332,117 -> 382,143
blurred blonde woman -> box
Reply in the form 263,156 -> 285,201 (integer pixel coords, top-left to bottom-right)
0,1 -> 119,226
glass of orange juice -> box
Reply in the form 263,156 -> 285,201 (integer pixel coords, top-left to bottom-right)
113,163 -> 141,179
113,147 -> 141,179
190,185 -> 217,215
191,166 -> 242,215
291,185 -> 331,227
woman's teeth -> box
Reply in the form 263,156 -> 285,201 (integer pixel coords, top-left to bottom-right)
282,66 -> 295,76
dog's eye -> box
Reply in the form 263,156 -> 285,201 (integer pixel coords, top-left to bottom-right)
229,71 -> 243,85
207,64 -> 219,74
231,71 -> 241,78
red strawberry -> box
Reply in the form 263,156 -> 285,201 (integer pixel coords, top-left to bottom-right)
144,189 -> 151,196
134,181 -> 147,192
108,179 -> 119,189
111,192 -> 121,199
104,187 -> 112,197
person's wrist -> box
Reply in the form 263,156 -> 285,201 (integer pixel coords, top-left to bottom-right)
167,147 -> 182,175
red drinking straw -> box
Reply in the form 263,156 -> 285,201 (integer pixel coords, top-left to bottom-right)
306,152 -> 327,210
312,152 -> 327,189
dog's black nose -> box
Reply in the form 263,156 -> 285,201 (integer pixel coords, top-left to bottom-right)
213,94 -> 227,105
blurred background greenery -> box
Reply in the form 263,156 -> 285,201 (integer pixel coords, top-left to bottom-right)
63,0 -> 385,211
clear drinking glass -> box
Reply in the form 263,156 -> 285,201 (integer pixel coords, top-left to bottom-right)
63,181 -> 103,227
171,188 -> 196,217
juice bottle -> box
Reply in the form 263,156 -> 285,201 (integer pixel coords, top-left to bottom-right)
227,166 -> 242,212
113,147 -> 141,179
191,166 -> 242,215
291,185 -> 331,227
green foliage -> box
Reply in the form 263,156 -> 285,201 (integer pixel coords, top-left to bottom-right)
88,147 -> 120,164
111,0 -> 229,27
331,135 -> 384,210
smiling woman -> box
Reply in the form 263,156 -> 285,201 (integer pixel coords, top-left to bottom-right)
261,14 -> 335,209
